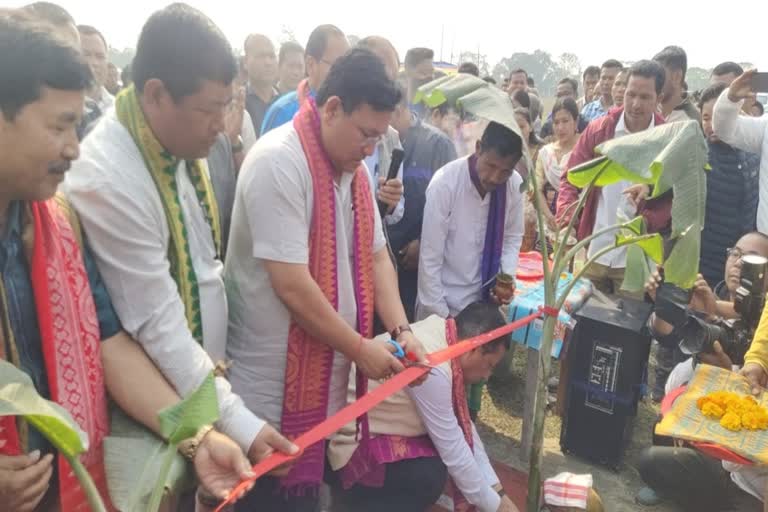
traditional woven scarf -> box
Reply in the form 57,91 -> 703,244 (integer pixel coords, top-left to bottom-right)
0,197 -> 112,511
468,154 -> 507,300
115,85 -> 221,344
338,318 -> 477,510
280,95 -> 375,494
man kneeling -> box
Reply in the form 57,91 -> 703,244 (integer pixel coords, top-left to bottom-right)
329,302 -> 519,512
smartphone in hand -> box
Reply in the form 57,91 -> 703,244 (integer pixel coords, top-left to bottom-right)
752,72 -> 768,93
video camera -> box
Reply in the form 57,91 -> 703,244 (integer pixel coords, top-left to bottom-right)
654,255 -> 768,365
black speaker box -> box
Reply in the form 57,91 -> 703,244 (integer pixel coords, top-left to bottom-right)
560,296 -> 653,469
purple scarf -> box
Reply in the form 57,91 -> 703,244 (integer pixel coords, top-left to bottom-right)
468,154 -> 507,299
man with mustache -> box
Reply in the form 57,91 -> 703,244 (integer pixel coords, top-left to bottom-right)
0,10 -> 253,511
556,60 -> 672,300
416,120 -> 525,321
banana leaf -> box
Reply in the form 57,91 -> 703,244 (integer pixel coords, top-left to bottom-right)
104,408 -> 193,512
104,373 -> 219,512
0,359 -> 86,458
413,73 -> 480,108
411,73 -> 531,171
663,225 -> 701,290
567,120 -> 708,289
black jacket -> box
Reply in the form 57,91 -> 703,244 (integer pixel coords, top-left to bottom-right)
699,141 -> 760,286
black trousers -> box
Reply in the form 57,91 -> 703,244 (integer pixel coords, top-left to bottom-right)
332,456 -> 448,512
233,475 -> 319,512
637,446 -> 762,512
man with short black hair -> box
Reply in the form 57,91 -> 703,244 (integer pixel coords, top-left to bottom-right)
77,24 -> 113,136
540,77 -> 589,139
417,121 -> 525,320
22,1 -> 78,47
507,69 -> 542,127
329,302 -> 520,512
404,47 -> 435,117
459,61 -> 480,76
653,45 -> 700,122
557,60 -> 671,297
578,65 -> 600,110
711,61 -> 744,86
224,48 -> 427,512
1,11 -> 253,510
581,59 -> 624,122
277,41 -> 305,96
261,24 -> 349,134
67,2 -> 298,483
243,33 -> 279,133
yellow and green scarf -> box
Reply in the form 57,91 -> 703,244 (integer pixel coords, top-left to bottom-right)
115,85 -> 221,344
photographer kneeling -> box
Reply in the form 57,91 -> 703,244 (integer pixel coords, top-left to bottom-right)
636,231 -> 768,511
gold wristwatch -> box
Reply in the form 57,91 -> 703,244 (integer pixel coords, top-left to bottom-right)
178,424 -> 214,461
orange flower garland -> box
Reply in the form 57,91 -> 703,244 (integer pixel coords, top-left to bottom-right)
696,391 -> 768,432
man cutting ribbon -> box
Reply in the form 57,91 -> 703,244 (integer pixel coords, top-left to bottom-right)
223,48 -> 427,511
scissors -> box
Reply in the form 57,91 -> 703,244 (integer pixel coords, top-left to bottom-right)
386,339 -> 436,372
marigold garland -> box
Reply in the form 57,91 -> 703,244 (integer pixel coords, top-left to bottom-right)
696,391 -> 768,432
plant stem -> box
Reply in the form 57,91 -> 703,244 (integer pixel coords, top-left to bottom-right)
68,455 -> 108,512
147,443 -> 177,512
525,314 -> 558,511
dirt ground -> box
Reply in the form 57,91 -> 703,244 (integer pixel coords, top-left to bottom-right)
478,344 -> 682,512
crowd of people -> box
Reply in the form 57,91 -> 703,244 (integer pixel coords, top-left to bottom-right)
1,2 -> 768,512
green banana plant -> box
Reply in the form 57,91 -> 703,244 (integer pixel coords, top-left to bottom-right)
0,360 -> 220,512
414,75 -> 708,511
0,360 -> 107,512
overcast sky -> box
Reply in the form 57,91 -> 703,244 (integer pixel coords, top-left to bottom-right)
14,0 -> 768,71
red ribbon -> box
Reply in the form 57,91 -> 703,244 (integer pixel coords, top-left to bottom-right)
214,310 -> 543,511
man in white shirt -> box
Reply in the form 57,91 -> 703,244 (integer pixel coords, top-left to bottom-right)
66,2 -> 296,482
557,60 -> 670,299
328,303 -> 520,512
713,69 -> 768,233
224,48 -> 427,511
416,121 -> 525,320
77,24 -> 114,137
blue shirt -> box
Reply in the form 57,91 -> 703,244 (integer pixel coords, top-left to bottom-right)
0,201 -> 121,452
261,89 -> 313,136
580,99 -> 609,123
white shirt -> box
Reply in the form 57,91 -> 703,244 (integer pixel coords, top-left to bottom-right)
587,113 -> 656,267
713,89 -> 768,233
224,123 -> 387,429
407,368 -> 501,511
241,110 -> 257,155
66,112 -> 264,451
90,86 -> 114,114
364,140 -> 406,225
416,156 -> 524,319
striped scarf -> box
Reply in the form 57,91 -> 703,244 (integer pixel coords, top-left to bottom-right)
115,85 -> 221,344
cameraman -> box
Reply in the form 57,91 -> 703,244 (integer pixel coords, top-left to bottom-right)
636,232 -> 768,511
651,233 -> 768,398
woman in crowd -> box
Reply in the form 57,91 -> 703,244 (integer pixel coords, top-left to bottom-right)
534,98 -> 580,229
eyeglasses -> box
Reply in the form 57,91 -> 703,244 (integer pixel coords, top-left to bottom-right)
726,247 -> 760,260
355,125 -> 384,147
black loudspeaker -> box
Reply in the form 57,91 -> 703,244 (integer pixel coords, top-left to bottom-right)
560,296 -> 653,469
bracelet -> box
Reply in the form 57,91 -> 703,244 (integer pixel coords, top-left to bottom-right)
178,424 -> 214,461
390,324 -> 412,340
354,335 -> 364,360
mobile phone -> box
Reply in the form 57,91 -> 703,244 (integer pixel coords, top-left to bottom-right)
752,72 -> 768,93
